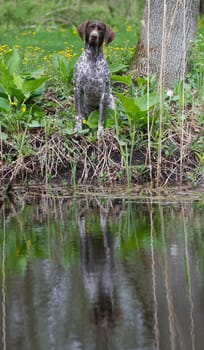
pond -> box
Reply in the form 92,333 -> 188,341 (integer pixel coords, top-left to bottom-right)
0,191 -> 204,350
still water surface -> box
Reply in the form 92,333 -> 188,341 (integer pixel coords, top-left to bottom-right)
0,193 -> 204,350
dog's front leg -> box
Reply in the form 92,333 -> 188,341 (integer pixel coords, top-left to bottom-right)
98,93 -> 108,138
74,86 -> 84,134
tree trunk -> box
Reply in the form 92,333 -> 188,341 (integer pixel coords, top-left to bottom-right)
130,0 -> 200,87
200,0 -> 204,14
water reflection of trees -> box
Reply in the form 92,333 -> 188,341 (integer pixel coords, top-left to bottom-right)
121,202 -> 204,350
0,192 -> 204,349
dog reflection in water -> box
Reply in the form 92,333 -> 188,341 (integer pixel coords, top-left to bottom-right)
79,212 -> 120,328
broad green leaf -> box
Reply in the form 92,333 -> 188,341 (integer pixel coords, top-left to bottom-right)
195,152 -> 204,166
0,67 -> 24,102
64,128 -> 75,135
135,92 -> 158,111
111,74 -> 132,86
22,76 -> 48,98
0,68 -> 16,93
109,63 -> 127,73
0,86 -> 5,95
87,111 -> 99,129
7,87 -> 25,103
87,109 -> 115,130
0,132 -> 8,140
135,77 -> 147,88
28,120 -> 42,128
13,73 -> 24,90
78,128 -> 89,135
5,48 -> 21,75
104,109 -> 115,128
117,93 -> 143,122
0,97 -> 11,112
23,68 -> 45,79
53,54 -> 77,82
117,92 -> 158,125
67,56 -> 78,79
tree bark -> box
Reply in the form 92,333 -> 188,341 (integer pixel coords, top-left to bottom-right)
129,0 -> 200,87
200,0 -> 204,14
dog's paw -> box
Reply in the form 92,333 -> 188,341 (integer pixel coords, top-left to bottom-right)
97,125 -> 104,138
74,119 -> 82,134
108,94 -> 115,110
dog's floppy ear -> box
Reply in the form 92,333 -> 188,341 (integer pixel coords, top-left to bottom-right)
104,25 -> 115,44
77,21 -> 89,40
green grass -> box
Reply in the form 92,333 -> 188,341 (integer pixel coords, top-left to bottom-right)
2,23 -> 132,70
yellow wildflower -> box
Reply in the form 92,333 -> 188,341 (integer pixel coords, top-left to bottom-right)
72,29 -> 77,35
21,104 -> 26,113
126,25 -> 134,32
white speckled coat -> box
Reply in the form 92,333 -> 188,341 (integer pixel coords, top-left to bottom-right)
73,21 -> 115,137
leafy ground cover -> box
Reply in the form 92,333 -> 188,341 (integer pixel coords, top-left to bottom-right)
0,14 -> 204,189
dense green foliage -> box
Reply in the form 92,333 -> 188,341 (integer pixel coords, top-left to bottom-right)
0,0 -> 144,27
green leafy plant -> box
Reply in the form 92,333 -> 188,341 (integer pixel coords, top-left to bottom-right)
86,109 -> 116,132
53,53 -> 77,86
188,34 -> 204,98
0,48 -> 49,112
117,91 -> 158,126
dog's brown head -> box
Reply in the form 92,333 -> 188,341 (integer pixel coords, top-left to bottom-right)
77,20 -> 115,47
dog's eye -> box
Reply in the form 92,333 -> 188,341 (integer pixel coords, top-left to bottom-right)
97,25 -> 103,31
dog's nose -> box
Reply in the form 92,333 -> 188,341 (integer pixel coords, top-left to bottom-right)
91,34 -> 97,39
90,31 -> 98,40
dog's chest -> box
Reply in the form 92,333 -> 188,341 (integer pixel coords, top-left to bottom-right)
75,53 -> 109,89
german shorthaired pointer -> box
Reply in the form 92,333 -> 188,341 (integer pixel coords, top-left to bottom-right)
73,20 -> 115,137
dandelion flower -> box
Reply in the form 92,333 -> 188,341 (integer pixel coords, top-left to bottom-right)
21,104 -> 26,113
